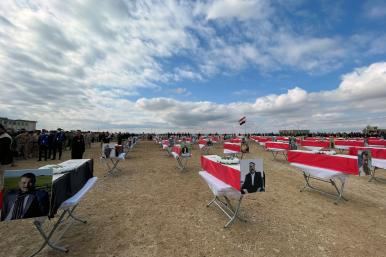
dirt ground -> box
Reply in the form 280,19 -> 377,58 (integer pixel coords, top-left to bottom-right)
1,140 -> 386,257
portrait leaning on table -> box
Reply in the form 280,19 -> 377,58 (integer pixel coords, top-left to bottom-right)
358,150 -> 372,176
240,160 -> 265,194
1,172 -> 50,221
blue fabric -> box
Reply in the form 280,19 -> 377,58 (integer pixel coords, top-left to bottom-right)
38,133 -> 48,145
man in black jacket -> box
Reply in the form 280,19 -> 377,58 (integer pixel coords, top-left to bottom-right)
1,172 -> 49,221
71,130 -> 85,159
0,124 -> 13,190
241,162 -> 265,194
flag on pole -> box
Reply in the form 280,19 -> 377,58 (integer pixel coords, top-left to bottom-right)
239,116 -> 246,125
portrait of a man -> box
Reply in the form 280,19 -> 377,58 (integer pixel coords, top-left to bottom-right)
181,144 -> 191,157
240,160 -> 265,194
1,171 -> 51,221
358,150 -> 372,176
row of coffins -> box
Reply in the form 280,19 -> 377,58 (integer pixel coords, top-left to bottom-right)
254,135 -> 386,184
199,135 -> 386,228
251,135 -> 386,148
258,136 -> 386,202
155,136 -> 192,171
101,137 -> 138,176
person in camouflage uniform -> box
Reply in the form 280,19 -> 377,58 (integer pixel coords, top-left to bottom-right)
25,131 -> 34,159
15,130 -> 29,160
31,131 -> 40,158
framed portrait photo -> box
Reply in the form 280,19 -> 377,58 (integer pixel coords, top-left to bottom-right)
1,169 -> 53,221
240,159 -> 265,194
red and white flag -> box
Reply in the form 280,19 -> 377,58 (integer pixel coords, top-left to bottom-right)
239,116 -> 246,125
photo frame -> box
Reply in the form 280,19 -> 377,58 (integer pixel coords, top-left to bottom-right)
289,137 -> 297,150
358,150 -> 373,176
1,169 -> 53,221
240,159 -> 265,194
102,143 -> 117,158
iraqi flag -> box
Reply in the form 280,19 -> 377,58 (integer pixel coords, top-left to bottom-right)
239,116 -> 246,125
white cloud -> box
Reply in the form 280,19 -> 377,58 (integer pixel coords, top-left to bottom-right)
0,1 -> 385,132
253,87 -> 309,112
173,87 -> 192,96
206,0 -> 272,21
364,0 -> 386,19
268,34 -> 345,72
320,62 -> 386,101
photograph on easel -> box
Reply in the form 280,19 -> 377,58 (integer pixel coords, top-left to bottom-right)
1,169 -> 52,221
358,150 -> 373,176
180,143 -> 191,157
240,159 -> 265,194
102,143 -> 117,158
289,137 -> 298,150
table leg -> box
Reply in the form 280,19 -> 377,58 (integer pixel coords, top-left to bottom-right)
206,195 -> 245,228
30,212 -> 69,257
300,172 -> 348,204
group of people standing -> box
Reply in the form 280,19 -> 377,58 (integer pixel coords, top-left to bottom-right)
0,126 -> 88,166
37,128 -> 66,161
37,129 -> 85,161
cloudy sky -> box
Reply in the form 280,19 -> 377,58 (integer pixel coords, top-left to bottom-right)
1,0 -> 386,133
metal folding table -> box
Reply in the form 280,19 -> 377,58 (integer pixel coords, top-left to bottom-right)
290,163 -> 348,204
199,171 -> 246,228
267,148 -> 288,160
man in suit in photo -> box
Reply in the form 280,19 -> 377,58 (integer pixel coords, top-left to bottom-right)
241,162 -> 265,194
1,173 -> 49,221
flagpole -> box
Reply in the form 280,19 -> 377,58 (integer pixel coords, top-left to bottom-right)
245,118 -> 247,137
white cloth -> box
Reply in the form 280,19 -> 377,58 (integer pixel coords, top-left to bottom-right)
310,150 -> 336,155
199,171 -> 241,198
203,155 -> 241,170
60,177 -> 98,209
172,152 -> 179,159
290,163 -> 348,184
40,159 -> 90,180
334,145 -> 351,150
224,149 -> 239,154
266,148 -> 286,152
373,158 -> 386,169
303,146 -> 324,151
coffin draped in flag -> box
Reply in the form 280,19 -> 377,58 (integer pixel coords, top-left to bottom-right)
239,116 -> 246,126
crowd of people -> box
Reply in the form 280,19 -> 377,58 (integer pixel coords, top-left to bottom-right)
2,126 -> 385,168
0,126 -> 143,166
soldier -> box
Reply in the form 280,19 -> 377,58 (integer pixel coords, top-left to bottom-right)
15,129 -> 28,160
26,131 -> 34,158
31,130 -> 40,158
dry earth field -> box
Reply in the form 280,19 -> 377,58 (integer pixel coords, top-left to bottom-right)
0,140 -> 386,257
